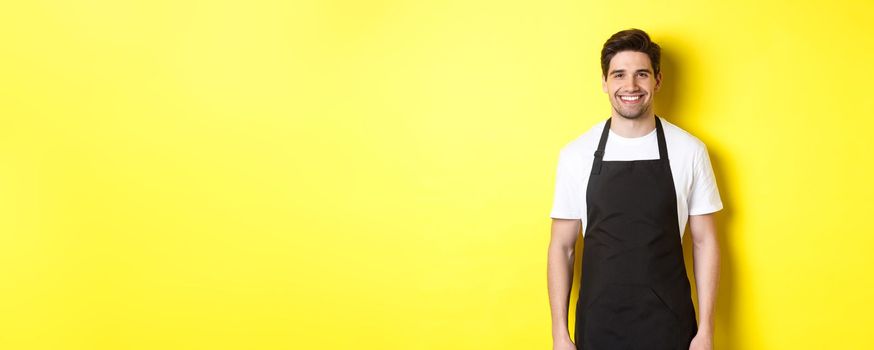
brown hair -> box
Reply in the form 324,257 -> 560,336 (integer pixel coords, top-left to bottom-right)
600,29 -> 661,78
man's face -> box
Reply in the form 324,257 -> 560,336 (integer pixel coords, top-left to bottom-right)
602,50 -> 661,120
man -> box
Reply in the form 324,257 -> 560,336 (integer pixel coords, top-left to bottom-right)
547,29 -> 723,350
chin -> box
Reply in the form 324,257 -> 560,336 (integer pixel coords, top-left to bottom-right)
619,113 -> 643,119
615,109 -> 645,119
613,104 -> 651,120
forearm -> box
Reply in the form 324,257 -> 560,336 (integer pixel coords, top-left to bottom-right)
547,241 -> 575,342
691,234 -> 720,335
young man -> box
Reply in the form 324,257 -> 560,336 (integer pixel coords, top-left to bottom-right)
546,29 -> 723,350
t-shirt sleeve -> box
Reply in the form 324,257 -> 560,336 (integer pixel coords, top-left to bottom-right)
550,148 -> 583,219
688,143 -> 724,215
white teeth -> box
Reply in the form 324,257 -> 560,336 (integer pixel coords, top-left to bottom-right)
620,95 -> 641,101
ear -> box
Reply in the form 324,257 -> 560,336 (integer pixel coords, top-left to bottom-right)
601,76 -> 607,93
654,71 -> 662,92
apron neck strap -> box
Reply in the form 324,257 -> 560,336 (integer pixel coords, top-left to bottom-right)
590,116 -> 668,176
655,116 -> 668,161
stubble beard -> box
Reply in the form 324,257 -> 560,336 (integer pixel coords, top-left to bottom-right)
613,101 -> 649,120
613,95 -> 651,120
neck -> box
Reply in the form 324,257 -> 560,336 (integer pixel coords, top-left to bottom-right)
609,112 -> 656,138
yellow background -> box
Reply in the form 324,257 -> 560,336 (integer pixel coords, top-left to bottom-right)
1,0 -> 873,349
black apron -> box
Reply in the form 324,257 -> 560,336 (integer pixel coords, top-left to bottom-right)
575,116 -> 697,350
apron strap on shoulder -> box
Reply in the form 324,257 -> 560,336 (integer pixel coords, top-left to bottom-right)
591,118 -> 611,175
655,116 -> 669,161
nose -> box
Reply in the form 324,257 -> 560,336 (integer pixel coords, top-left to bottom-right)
625,76 -> 640,91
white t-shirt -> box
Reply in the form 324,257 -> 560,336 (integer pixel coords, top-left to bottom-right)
549,116 -> 723,239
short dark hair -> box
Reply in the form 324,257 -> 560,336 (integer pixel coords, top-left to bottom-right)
600,28 -> 661,78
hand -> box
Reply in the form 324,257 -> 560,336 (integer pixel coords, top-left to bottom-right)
553,337 -> 576,350
689,332 -> 713,350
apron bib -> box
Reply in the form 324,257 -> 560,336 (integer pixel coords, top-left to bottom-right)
575,116 -> 698,350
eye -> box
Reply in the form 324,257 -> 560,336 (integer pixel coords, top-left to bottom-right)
637,72 -> 649,78
614,73 -> 624,78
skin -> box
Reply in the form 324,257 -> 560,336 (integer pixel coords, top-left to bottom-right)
547,50 -> 720,350
547,219 -> 581,350
688,213 -> 720,350
602,50 -> 661,138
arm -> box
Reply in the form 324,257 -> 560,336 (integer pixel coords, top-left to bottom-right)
547,218 -> 581,349
688,213 -> 720,344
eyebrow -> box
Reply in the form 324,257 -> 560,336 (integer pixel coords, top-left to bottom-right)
609,69 -> 653,75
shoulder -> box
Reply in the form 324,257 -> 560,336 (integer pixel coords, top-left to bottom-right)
558,119 -> 607,161
660,117 -> 708,159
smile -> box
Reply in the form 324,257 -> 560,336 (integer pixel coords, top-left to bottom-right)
619,95 -> 643,104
